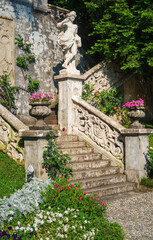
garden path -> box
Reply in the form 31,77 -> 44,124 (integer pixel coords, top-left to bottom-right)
105,190 -> 153,240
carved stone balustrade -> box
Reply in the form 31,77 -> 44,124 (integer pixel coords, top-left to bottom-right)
83,61 -> 132,92
0,104 -> 29,163
72,96 -> 125,167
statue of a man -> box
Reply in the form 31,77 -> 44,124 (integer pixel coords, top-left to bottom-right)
56,11 -> 82,75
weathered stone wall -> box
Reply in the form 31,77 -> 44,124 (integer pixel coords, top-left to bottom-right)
0,0 -> 64,124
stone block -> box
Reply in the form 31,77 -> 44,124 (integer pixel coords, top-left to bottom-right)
20,130 -> 49,180
121,128 -> 153,183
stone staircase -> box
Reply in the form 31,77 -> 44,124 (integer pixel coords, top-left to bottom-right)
56,134 -> 136,200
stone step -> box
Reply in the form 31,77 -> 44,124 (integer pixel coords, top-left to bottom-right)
56,135 -> 78,142
45,120 -> 58,125
57,141 -> 86,149
48,124 -> 60,130
85,182 -> 136,199
69,153 -> 102,162
58,147 -> 93,155
71,167 -> 119,181
71,173 -> 126,189
45,115 -> 57,120
72,160 -> 110,171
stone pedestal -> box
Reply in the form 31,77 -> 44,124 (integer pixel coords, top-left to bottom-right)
55,74 -> 85,134
121,129 -> 153,183
20,130 -> 49,180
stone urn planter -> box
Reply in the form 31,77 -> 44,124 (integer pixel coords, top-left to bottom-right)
128,106 -> 145,128
29,102 -> 51,130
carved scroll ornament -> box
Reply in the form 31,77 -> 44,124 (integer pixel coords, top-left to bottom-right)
84,62 -> 126,92
75,105 -> 124,160
0,116 -> 24,162
0,16 -> 15,84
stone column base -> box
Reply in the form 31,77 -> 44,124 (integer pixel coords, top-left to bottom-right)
20,130 -> 49,180
121,128 -> 153,183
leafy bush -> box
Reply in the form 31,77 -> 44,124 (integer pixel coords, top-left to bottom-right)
148,147 -> 153,177
1,179 -> 124,240
82,83 -> 131,127
82,84 -> 122,115
42,130 -> 73,180
0,178 -> 51,225
140,177 -> 153,188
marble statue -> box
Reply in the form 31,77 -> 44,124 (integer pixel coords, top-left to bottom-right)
56,11 -> 82,75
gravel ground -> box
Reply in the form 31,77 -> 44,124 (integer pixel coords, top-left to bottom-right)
105,190 -> 153,240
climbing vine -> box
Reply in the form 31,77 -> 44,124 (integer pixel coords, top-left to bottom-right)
0,74 -> 18,111
15,35 -> 39,93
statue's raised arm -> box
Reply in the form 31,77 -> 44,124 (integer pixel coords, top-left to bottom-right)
57,11 -> 82,75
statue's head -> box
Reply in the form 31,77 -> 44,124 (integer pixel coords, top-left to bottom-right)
66,11 -> 77,22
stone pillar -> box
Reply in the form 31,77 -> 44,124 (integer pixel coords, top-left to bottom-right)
20,130 -> 49,180
121,129 -> 153,183
55,74 -> 85,134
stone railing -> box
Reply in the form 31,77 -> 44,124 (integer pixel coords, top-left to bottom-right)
72,96 -> 125,167
83,61 -> 132,92
0,104 -> 29,163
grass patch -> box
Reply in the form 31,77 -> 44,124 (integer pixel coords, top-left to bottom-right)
0,151 -> 25,198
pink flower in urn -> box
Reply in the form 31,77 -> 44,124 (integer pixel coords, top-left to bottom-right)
29,93 -> 53,103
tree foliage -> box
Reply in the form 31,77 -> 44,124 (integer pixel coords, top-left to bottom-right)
50,0 -> 153,74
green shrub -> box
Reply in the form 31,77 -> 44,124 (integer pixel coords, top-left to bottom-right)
140,177 -> 153,188
42,130 -> 73,180
82,83 -> 131,127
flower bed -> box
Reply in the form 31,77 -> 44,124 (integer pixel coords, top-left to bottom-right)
0,178 -> 124,240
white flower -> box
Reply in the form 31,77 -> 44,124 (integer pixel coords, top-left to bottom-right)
64,217 -> 69,222
84,220 -> 87,223
73,215 -> 77,218
8,217 -> 13,221
20,227 -> 25,231
72,226 -> 75,229
64,210 -> 69,214
47,219 -> 52,223
58,213 -> 63,218
17,221 -> 21,225
63,225 -> 69,232
15,226 -> 19,230
9,211 -> 14,215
